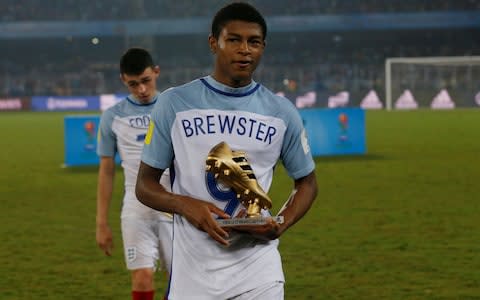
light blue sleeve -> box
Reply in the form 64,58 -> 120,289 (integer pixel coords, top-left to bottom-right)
280,104 -> 315,180
141,91 -> 175,170
96,109 -> 116,157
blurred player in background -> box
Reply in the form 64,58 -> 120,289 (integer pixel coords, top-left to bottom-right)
96,47 -> 172,300
135,3 -> 317,299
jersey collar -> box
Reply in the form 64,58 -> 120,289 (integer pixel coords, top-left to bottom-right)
200,76 -> 260,98
126,92 -> 159,106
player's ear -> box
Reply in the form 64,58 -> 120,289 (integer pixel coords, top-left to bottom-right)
153,65 -> 160,76
208,34 -> 217,54
119,73 -> 126,84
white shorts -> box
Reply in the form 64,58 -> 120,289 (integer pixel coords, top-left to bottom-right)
229,281 -> 284,300
120,171 -> 173,271
121,212 -> 173,271
120,187 -> 173,272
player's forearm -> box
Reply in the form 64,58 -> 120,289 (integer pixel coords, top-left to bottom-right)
96,160 -> 115,226
136,178 -> 177,212
96,186 -> 113,226
277,171 -> 317,235
136,162 -> 181,213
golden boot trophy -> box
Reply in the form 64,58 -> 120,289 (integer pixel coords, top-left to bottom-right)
205,141 -> 284,227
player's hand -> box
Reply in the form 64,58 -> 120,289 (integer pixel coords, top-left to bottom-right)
179,196 -> 231,246
96,224 -> 114,256
230,210 -> 281,241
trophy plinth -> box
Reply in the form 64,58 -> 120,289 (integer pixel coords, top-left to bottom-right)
205,141 -> 283,227
246,200 -> 261,218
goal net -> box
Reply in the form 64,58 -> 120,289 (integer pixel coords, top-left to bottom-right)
385,56 -> 480,110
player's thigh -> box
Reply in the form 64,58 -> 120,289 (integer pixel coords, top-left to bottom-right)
155,213 -> 173,271
121,217 -> 160,270
230,281 -> 284,300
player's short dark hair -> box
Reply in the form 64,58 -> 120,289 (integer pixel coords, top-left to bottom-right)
120,47 -> 155,75
211,2 -> 267,40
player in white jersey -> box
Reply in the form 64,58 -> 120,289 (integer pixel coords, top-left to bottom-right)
136,3 -> 318,300
96,48 -> 172,300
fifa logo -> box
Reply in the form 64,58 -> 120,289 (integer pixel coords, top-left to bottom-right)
84,121 -> 96,142
337,113 -> 350,144
83,121 -> 96,151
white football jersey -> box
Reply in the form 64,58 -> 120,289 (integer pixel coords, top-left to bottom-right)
97,93 -> 171,217
142,76 -> 314,299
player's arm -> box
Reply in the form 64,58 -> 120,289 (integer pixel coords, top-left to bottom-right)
276,171 -> 317,236
136,161 -> 231,245
96,156 -> 116,256
232,171 -> 317,240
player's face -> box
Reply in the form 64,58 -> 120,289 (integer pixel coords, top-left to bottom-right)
121,66 -> 160,103
209,20 -> 265,88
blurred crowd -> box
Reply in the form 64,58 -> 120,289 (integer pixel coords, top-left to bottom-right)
1,1 -> 479,106
3,29 -> 477,105
1,0 -> 479,21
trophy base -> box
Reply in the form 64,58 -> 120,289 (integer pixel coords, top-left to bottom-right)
217,216 -> 284,227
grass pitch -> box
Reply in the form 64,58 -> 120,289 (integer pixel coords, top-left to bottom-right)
1,110 -> 479,299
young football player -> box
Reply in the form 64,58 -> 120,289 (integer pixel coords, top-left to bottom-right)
96,48 -> 172,300
136,3 -> 317,299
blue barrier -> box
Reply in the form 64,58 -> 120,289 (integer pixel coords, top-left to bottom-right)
64,108 -> 365,166
63,115 -> 101,166
299,108 -> 366,156
33,96 -> 100,112
63,115 -> 120,167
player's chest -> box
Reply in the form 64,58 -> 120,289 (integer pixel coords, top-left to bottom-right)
112,115 -> 150,144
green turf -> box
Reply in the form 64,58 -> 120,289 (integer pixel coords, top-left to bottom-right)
1,110 -> 479,299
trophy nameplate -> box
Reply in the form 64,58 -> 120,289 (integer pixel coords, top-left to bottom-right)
217,216 -> 284,227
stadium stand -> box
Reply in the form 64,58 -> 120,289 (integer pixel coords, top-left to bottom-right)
1,0 -> 480,20
1,0 -> 479,107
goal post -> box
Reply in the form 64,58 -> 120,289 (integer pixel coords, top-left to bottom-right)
385,56 -> 480,110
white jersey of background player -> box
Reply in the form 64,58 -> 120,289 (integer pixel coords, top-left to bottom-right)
136,3 -> 317,300
96,48 -> 172,300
